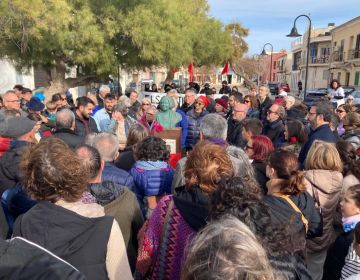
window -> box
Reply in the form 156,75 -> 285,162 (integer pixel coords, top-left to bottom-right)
355,71 -> 360,86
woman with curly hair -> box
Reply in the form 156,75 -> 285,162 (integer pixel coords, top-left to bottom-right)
264,150 -> 322,253
210,177 -> 313,280
13,138 -> 132,280
135,141 -> 233,280
130,136 -> 174,218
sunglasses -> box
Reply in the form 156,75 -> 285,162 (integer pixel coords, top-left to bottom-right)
195,102 -> 204,105
336,110 -> 345,113
244,100 -> 251,104
245,145 -> 253,150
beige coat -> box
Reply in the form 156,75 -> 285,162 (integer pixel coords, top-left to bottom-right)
304,170 -> 343,253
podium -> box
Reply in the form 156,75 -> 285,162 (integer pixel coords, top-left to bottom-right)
154,128 -> 182,168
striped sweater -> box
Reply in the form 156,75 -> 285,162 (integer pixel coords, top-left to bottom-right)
341,244 -> 360,279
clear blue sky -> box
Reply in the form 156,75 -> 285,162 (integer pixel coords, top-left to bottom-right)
208,0 -> 360,55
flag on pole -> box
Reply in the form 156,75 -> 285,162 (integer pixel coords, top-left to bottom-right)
188,64 -> 194,82
221,62 -> 229,75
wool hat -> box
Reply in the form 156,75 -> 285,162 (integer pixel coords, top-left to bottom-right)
215,98 -> 228,109
2,116 -> 37,138
197,96 -> 210,107
27,97 -> 45,111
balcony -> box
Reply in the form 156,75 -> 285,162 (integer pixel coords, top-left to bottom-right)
311,55 -> 330,64
332,51 -> 345,62
292,64 -> 300,71
348,49 -> 360,60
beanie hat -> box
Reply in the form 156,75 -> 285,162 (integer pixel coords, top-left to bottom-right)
27,97 -> 45,111
215,98 -> 228,109
2,116 -> 36,138
197,96 -> 210,107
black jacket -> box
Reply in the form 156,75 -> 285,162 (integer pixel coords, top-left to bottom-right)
264,191 -> 322,241
262,119 -> 285,148
252,160 -> 268,194
227,118 -> 246,148
322,230 -> 353,280
0,141 -> 30,195
0,237 -> 86,280
258,96 -> 272,121
180,102 -> 195,114
186,109 -> 208,149
13,201 -> 113,280
74,112 -> 98,137
53,128 -> 84,149
115,147 -> 136,172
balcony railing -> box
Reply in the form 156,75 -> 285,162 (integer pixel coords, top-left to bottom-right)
292,64 -> 300,71
332,51 -> 345,62
348,49 -> 360,60
311,55 -> 330,64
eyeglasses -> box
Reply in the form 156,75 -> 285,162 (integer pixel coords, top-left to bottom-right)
142,103 -> 151,106
6,99 -> 20,103
245,145 -> 253,150
195,102 -> 204,105
244,100 -> 251,104
336,110 -> 345,113
307,111 -> 317,115
267,110 -> 278,115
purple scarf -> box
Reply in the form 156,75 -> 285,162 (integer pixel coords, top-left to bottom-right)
207,137 -> 227,147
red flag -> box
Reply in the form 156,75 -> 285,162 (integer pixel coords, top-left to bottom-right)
221,62 -> 229,75
188,64 -> 194,82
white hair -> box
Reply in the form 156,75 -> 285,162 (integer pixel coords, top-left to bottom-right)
99,85 -> 110,93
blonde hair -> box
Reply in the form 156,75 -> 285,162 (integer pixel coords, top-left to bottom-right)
305,140 -> 343,172
181,216 -> 274,280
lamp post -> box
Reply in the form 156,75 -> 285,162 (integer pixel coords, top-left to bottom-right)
286,14 -> 312,99
260,43 -> 274,83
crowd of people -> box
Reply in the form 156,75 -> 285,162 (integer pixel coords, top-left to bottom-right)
0,79 -> 360,280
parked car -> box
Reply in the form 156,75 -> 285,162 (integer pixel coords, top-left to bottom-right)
303,88 -> 329,108
279,83 -> 290,92
268,82 -> 279,95
347,90 -> 360,104
343,86 -> 356,97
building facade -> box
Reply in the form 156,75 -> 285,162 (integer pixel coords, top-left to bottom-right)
329,16 -> 360,87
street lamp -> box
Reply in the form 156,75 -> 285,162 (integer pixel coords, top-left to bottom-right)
260,43 -> 274,83
287,14 -> 312,99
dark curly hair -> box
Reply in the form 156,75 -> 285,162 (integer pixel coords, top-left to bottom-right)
20,137 -> 88,203
135,136 -> 170,161
211,177 -> 292,256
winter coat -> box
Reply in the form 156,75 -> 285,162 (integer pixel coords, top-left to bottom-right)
180,102 -> 194,114
74,113 -> 98,137
0,141 -> 30,195
186,109 -> 208,149
262,119 -> 285,148
304,170 -> 343,253
114,146 -> 136,172
135,186 -> 208,280
13,201 -> 114,280
130,161 -> 174,216
281,142 -> 303,157
227,118 -> 246,148
0,237 -> 86,280
323,230 -> 354,280
264,191 -> 322,252
102,162 -> 135,192
53,128 -> 84,149
299,124 -> 337,168
252,160 -> 268,194
175,109 -> 188,149
258,96 -> 272,121
88,181 -> 144,273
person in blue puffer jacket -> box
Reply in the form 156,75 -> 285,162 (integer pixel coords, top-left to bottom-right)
130,136 -> 174,218
186,96 -> 209,150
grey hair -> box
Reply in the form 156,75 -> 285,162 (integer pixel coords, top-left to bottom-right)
113,97 -> 131,117
275,104 -> 286,119
226,145 -> 255,180
99,85 -> 110,93
184,88 -> 197,96
56,109 -> 75,129
182,215 -> 274,280
200,114 -> 227,140
286,96 -> 295,104
85,132 -> 118,162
